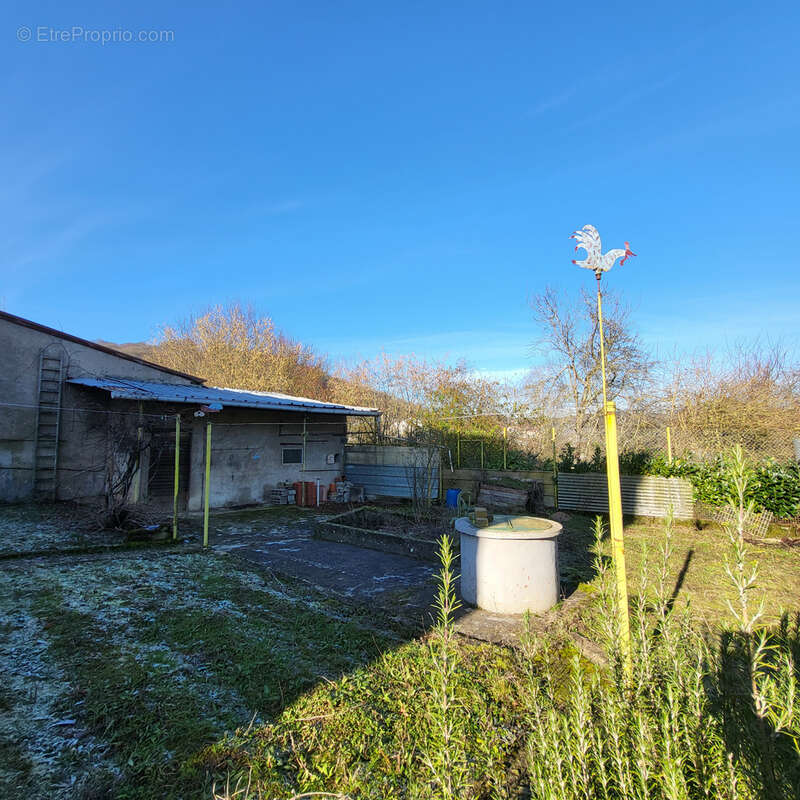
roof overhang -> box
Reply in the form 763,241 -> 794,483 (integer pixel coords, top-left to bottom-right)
68,377 -> 381,417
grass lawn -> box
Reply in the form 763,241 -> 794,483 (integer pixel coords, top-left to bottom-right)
557,512 -> 800,631
0,548 -> 421,799
1,506 -> 798,799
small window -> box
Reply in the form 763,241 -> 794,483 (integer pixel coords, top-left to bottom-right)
282,448 -> 303,465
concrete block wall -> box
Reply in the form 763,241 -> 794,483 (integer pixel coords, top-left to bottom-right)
187,409 -> 348,510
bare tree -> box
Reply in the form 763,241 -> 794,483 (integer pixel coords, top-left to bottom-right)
402,428 -> 441,521
333,353 -> 513,441
148,303 -> 331,399
663,341 -> 800,460
529,286 -> 655,457
98,415 -> 150,528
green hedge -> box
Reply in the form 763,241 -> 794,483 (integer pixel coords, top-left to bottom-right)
646,454 -> 800,519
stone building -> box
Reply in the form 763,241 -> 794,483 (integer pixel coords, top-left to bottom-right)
0,311 -> 379,509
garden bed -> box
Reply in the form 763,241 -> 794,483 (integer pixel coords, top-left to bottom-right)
313,506 -> 455,562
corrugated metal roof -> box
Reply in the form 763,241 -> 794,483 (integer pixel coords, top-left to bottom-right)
68,377 -> 380,416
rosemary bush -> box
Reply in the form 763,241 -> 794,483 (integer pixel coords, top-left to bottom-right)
523,482 -> 800,798
422,533 -> 467,798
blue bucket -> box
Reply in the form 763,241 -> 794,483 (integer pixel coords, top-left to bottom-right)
445,488 -> 461,508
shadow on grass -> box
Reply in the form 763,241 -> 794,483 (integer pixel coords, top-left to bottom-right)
714,614 -> 800,799
668,547 -> 694,611
556,514 -> 606,596
27,556 -> 429,800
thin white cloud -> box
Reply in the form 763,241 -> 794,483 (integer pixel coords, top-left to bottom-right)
527,86 -> 577,117
253,199 -> 305,216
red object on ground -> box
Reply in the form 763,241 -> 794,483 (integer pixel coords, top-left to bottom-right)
293,481 -> 304,507
304,481 -> 317,507
329,483 -> 336,494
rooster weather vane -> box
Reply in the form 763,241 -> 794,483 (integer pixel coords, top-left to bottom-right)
570,224 -> 636,280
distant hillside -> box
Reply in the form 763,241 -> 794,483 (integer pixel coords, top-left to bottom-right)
94,339 -> 156,361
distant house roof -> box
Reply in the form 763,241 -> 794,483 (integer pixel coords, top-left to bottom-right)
68,377 -> 381,417
0,310 -> 203,384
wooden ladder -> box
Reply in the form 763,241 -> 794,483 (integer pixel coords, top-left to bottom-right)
33,351 -> 64,500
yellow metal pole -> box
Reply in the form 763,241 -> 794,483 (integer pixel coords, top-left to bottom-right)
597,278 -> 608,405
172,415 -> 180,541
597,278 -> 631,676
438,444 -> 443,503
503,427 -> 507,471
552,426 -> 558,510
133,401 -> 144,503
203,422 -> 211,548
302,416 -> 307,471
666,425 -> 673,464
604,400 -> 631,672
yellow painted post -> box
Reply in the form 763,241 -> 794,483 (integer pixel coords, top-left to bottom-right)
597,280 -> 631,677
132,401 -> 143,503
203,422 -> 211,548
552,426 -> 558,510
480,439 -> 484,469
132,427 -> 142,503
503,427 -> 507,470
438,446 -> 443,503
457,433 -> 461,469
597,280 -> 609,401
302,416 -> 307,471
666,425 -> 673,464
172,415 -> 180,541
604,400 -> 631,674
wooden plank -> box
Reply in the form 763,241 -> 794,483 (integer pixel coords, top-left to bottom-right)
443,469 -> 555,507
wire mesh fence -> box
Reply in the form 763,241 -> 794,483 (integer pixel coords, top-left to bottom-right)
348,414 -> 800,473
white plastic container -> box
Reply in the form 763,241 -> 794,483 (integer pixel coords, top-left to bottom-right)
455,515 -> 562,614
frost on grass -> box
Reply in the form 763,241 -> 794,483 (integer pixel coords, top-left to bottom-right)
0,543 -> 399,798
0,504 -> 124,556
0,553 -> 271,796
0,571 -> 119,799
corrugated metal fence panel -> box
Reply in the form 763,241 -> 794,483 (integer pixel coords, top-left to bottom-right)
557,473 -> 694,519
345,463 -> 440,500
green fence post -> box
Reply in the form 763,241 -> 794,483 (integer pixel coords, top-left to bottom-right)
203,422 -> 212,548
552,426 -> 558,510
172,415 -> 180,541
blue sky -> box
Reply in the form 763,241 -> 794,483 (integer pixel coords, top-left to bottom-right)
3,1 -> 799,380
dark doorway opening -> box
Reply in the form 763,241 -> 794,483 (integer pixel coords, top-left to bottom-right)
148,427 -> 192,509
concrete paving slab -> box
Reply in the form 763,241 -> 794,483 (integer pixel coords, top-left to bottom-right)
195,506 -> 597,652
197,508 -> 439,629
